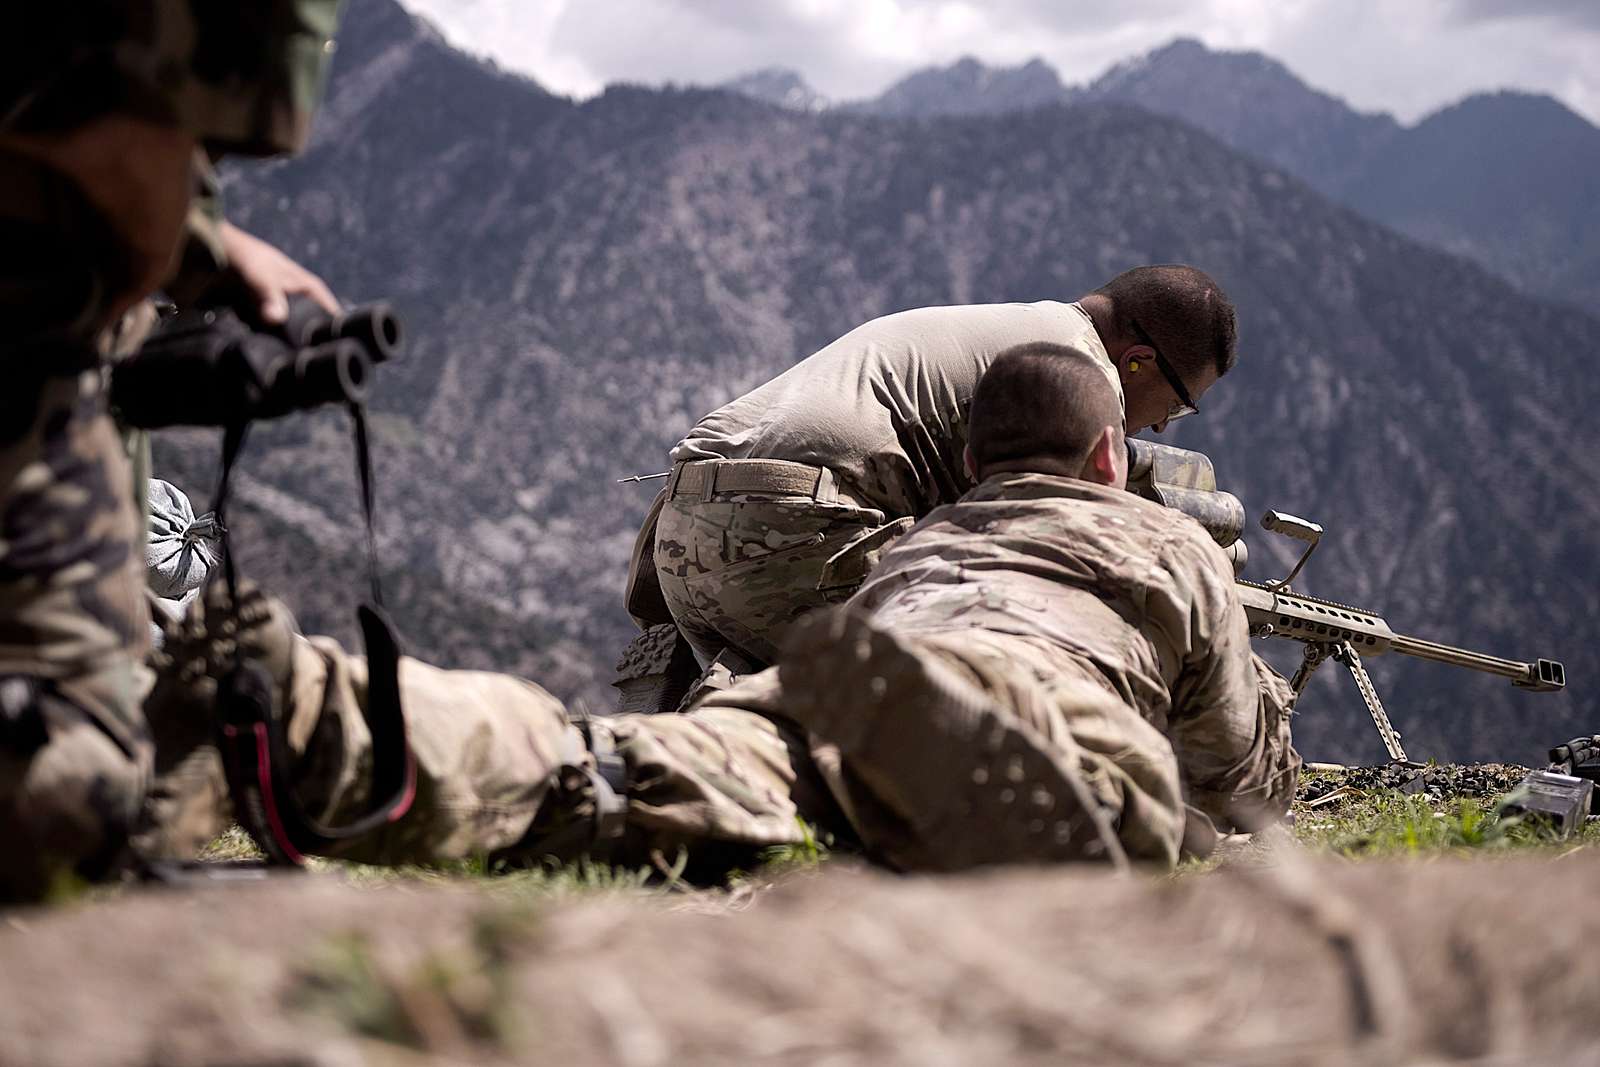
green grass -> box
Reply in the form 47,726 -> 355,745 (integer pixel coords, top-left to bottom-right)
329,853 -> 684,905
202,775 -> 1593,898
1291,771 -> 1600,858
289,912 -> 527,1053
749,818 -> 831,874
195,819 -> 835,904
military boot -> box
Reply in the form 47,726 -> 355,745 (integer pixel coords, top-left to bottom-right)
780,608 -> 1127,872
132,580 -> 298,861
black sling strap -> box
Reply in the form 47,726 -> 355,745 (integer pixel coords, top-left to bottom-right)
212,404 -> 415,864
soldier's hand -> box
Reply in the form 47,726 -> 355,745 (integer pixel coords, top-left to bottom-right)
218,222 -> 339,325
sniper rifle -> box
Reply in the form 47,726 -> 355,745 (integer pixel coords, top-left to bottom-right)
1126,439 -> 1566,763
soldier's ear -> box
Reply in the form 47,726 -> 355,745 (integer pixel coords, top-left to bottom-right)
963,444 -> 978,481
1083,427 -> 1124,487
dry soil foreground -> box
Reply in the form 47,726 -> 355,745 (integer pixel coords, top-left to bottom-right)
3,849 -> 1600,1067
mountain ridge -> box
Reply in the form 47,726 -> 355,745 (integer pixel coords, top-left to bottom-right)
719,40 -> 1599,307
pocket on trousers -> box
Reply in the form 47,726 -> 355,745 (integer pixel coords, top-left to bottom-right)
818,516 -> 916,592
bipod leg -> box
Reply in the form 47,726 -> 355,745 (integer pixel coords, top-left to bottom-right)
1334,641 -> 1409,764
1290,642 -> 1334,696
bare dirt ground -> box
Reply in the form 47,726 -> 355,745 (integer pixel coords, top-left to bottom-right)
4,843 -> 1600,1067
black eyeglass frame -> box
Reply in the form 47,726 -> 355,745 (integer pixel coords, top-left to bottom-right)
1128,318 -> 1199,420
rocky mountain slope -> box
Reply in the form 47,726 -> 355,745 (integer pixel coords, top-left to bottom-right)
160,0 -> 1600,764
847,56 -> 1069,118
1084,41 -> 1600,309
1079,40 -> 1399,194
756,41 -> 1600,309
720,68 -> 829,113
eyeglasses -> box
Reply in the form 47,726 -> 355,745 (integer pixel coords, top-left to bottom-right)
1129,318 -> 1198,422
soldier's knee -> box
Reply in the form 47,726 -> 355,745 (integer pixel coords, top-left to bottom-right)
0,677 -> 144,902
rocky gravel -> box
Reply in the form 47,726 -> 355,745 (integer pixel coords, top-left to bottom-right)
1297,762 -> 1531,804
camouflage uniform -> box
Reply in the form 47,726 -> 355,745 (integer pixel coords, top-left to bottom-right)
0,0 -> 340,900
250,472 -> 1293,874
653,301 -> 1123,668
831,472 -> 1301,857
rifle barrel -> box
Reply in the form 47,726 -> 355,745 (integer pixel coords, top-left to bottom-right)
1388,633 -> 1565,691
1238,580 -> 1565,692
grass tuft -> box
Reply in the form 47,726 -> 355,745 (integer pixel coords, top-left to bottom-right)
1292,768 -> 1600,858
289,927 -> 517,1053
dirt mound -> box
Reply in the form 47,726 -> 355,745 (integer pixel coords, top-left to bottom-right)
4,851 -> 1600,1066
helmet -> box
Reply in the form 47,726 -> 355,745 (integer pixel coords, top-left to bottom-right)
1,1 -> 342,156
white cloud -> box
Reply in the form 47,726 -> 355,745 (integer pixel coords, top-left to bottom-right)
397,0 -> 1600,124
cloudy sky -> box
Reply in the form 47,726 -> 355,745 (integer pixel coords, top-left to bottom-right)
398,0 -> 1600,125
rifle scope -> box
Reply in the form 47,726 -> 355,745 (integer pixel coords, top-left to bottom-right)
1125,438 -> 1246,548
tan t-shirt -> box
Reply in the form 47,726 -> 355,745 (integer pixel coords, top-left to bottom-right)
672,301 -> 1122,518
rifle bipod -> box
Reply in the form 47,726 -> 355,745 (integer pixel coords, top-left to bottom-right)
1290,640 -> 1413,764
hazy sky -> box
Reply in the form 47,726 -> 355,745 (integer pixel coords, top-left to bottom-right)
398,0 -> 1600,125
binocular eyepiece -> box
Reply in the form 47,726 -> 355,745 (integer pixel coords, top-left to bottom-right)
111,297 -> 403,430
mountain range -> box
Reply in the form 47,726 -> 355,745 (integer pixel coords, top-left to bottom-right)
723,41 -> 1600,311
157,0 -> 1600,765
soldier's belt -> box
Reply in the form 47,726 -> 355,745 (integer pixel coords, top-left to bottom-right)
667,459 -> 842,505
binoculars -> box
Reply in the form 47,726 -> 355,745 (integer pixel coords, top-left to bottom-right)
112,297 -> 402,429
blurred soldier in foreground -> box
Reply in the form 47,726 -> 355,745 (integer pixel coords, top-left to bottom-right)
169,345 -> 1297,873
0,3 -> 342,901
637,264 -> 1240,682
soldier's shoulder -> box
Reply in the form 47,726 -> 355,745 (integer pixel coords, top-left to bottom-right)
1079,486 -> 1233,572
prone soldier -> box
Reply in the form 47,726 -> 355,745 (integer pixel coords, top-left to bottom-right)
163,344 -> 1298,874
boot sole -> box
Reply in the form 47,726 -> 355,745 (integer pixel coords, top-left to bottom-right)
779,608 -> 1126,870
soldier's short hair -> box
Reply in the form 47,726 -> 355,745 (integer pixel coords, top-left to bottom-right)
1095,264 -> 1238,380
969,343 -> 1122,473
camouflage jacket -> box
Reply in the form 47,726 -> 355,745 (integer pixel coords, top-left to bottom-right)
851,472 -> 1291,828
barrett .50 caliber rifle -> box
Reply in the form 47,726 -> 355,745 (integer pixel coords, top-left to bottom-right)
1126,439 -> 1566,762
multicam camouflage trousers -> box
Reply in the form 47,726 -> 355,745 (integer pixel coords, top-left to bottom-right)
0,148 -> 171,901
251,606 -> 1291,873
0,367 -> 153,900
653,460 -> 913,668
238,628 -> 845,874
